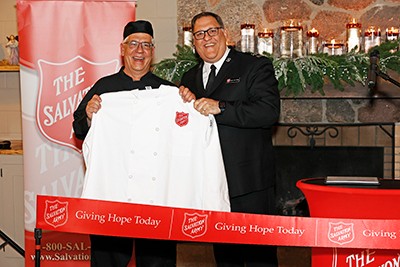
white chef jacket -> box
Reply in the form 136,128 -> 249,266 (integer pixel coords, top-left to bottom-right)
81,85 -> 230,212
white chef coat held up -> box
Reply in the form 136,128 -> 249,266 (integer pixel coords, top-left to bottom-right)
81,85 -> 230,212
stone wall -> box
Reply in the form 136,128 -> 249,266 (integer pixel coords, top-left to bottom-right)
177,0 -> 400,49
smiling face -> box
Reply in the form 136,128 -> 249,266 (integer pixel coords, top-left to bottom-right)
120,32 -> 154,80
192,15 -> 227,64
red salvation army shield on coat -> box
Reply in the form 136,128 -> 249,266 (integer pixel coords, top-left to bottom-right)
37,56 -> 119,151
175,111 -> 189,127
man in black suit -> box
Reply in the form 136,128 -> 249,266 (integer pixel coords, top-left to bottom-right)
179,12 -> 281,267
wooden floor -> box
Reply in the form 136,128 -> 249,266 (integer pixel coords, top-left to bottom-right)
177,243 -> 311,267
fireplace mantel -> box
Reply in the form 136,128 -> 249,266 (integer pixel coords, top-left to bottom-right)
280,69 -> 400,100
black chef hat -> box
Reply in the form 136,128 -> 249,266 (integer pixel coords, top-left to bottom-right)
123,20 -> 154,39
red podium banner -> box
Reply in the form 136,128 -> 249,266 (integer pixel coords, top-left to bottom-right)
298,178 -> 400,267
36,195 -> 400,250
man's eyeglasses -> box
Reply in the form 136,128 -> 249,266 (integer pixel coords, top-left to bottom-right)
193,27 -> 223,40
125,40 -> 154,50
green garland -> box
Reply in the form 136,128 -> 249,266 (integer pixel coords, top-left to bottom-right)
152,41 -> 400,96
152,45 -> 199,85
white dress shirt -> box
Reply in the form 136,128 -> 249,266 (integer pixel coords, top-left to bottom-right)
202,48 -> 230,87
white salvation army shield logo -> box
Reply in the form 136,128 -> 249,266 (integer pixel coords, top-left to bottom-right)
328,222 -> 355,245
37,56 -> 119,152
182,212 -> 208,238
44,200 -> 69,228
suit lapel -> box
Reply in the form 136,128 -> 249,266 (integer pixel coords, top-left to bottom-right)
190,62 -> 205,97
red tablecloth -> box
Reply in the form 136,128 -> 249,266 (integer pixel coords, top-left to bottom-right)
297,178 -> 400,267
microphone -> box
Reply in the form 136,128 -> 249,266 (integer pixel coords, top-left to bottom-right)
367,49 -> 379,90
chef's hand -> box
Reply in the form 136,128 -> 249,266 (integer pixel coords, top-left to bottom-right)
86,94 -> 102,120
179,85 -> 196,103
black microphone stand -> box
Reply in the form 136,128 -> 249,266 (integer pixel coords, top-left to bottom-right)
368,49 -> 400,94
375,68 -> 400,88
0,230 -> 25,257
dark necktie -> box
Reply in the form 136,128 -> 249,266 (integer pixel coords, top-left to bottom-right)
205,64 -> 216,91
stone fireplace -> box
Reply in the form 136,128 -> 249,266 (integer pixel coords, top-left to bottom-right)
274,80 -> 400,216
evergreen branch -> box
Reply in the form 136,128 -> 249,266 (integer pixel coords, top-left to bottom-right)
152,41 -> 400,96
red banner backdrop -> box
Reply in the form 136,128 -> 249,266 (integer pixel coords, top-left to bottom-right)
16,1 -> 136,266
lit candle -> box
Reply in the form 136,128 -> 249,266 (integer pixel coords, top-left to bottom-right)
182,24 -> 192,47
330,39 -> 336,55
386,27 -> 399,41
240,23 -> 255,53
280,20 -> 303,58
257,28 -> 274,55
364,26 -> 381,52
323,39 -> 345,55
346,18 -> 361,53
306,28 -> 319,54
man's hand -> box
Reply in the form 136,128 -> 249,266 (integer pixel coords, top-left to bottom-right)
194,98 -> 220,116
86,94 -> 102,120
179,86 -> 196,103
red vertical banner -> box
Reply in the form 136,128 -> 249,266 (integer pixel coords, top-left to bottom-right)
16,1 -> 136,266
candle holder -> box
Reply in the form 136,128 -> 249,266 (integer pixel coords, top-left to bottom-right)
280,20 -> 303,58
257,29 -> 274,55
364,26 -> 381,52
240,23 -> 255,53
182,24 -> 192,47
386,27 -> 399,41
323,39 -> 345,56
346,18 -> 361,53
224,28 -> 236,49
306,28 -> 319,55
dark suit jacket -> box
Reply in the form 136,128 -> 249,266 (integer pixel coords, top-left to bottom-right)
180,49 -> 280,198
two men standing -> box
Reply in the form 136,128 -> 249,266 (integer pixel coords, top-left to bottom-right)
73,11 -> 280,267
